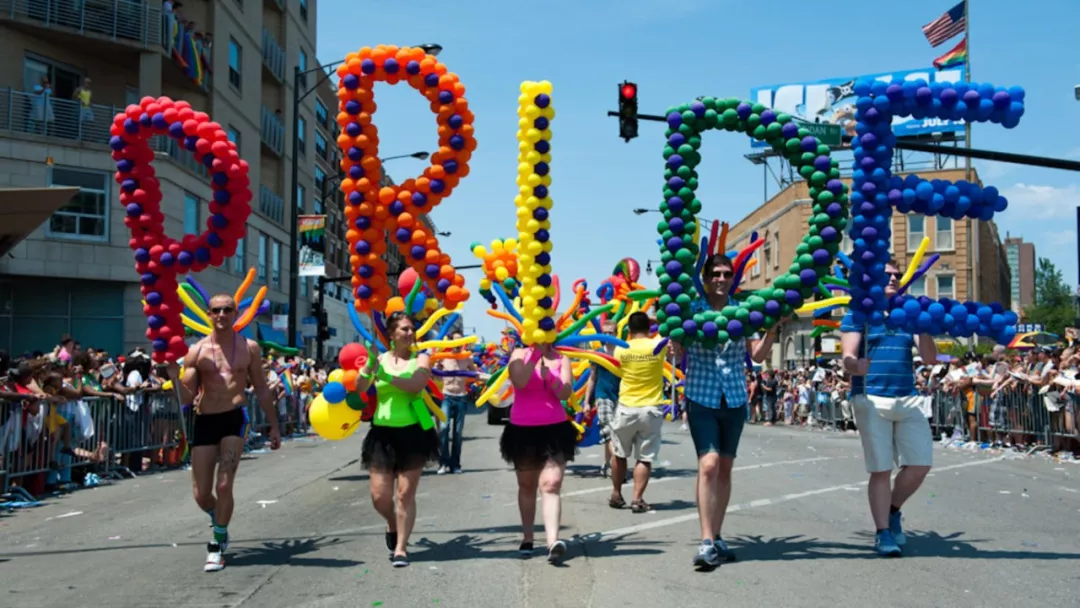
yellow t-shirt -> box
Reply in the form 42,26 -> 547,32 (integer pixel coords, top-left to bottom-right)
614,337 -> 667,407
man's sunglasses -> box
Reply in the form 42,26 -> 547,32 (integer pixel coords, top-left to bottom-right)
886,271 -> 903,279
210,306 -> 236,314
707,271 -> 735,279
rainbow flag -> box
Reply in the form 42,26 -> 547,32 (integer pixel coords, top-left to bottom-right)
933,37 -> 967,70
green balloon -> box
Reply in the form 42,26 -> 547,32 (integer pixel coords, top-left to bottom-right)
799,165 -> 815,179
703,110 -> 718,128
670,328 -> 686,342
752,125 -> 768,140
752,103 -> 766,113
661,229 -> 673,241
689,199 -> 703,214
675,292 -> 693,306
785,138 -> 801,153
686,177 -> 699,190
658,294 -> 673,306
800,151 -> 816,165
747,114 -> 761,130
722,108 -> 739,127
734,308 -> 750,322
809,225 -> 820,236
663,145 -> 676,159
716,330 -> 729,344
813,213 -> 832,227
810,171 -> 828,186
663,188 -> 675,200
345,392 -> 365,411
678,123 -> 695,136
789,263 -> 801,275
772,287 -> 787,301
656,311 -> 667,323
747,295 -> 766,311
681,110 -> 696,123
828,168 -> 841,179
797,254 -> 814,268
660,250 -> 674,263
765,122 -> 783,139
817,190 -> 835,204
795,243 -> 810,255
657,220 -> 670,233
721,306 -> 738,319
776,113 -> 792,124
817,144 -> 831,157
676,165 -> 693,179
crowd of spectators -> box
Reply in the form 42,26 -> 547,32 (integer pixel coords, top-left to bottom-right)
1,334 -> 327,502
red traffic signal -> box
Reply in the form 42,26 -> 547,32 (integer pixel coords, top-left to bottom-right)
621,83 -> 637,100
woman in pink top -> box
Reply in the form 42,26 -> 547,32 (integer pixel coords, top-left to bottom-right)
499,343 -> 575,564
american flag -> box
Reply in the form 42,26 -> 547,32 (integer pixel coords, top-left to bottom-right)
922,1 -> 966,47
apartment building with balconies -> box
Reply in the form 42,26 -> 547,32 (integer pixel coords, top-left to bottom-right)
0,0 -> 322,355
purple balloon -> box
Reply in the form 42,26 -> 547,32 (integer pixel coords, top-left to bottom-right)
539,317 -> 555,331
799,269 -> 818,286
760,109 -> 776,125
781,122 -> 800,139
801,136 -> 818,152
748,311 -> 764,327
736,102 -> 752,120
785,290 -> 802,305
356,285 -> 372,299
764,300 -> 782,316
726,320 -> 744,337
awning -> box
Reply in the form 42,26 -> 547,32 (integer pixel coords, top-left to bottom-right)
0,187 -> 80,257
257,322 -> 303,348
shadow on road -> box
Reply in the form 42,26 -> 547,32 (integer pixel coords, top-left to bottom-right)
228,537 -> 363,568
406,531 -> 666,566
328,467 -> 507,482
646,498 -> 696,512
724,530 -> 1080,562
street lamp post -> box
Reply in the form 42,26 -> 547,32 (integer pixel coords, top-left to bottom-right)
288,44 -> 442,350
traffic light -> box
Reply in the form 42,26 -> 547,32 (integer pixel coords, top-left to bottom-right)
314,303 -> 330,341
618,81 -> 638,142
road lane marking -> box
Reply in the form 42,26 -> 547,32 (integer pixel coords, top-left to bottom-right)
593,455 -> 1006,540
503,457 -> 835,507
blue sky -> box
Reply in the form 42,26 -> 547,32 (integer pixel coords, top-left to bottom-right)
317,0 -> 1080,342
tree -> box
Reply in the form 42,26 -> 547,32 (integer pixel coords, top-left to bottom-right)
1023,257 -> 1075,336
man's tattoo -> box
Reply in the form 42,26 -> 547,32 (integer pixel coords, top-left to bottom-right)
219,445 -> 239,474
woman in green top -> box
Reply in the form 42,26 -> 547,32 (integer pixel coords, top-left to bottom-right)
356,311 -> 440,568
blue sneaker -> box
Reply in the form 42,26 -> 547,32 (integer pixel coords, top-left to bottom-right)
874,530 -> 902,557
692,539 -> 721,569
714,535 -> 737,562
889,511 -> 906,546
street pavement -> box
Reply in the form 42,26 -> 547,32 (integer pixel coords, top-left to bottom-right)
2,410 -> 1079,608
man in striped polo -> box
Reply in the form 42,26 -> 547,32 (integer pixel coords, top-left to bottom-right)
841,259 -> 938,557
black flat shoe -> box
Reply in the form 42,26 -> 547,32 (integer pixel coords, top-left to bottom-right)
519,541 -> 534,557
390,553 -> 410,568
385,530 -> 398,556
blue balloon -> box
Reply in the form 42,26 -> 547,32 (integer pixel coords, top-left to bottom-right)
928,303 -> 946,320
890,308 -> 908,327
976,306 -> 993,323
322,381 -> 348,405
903,299 -> 922,316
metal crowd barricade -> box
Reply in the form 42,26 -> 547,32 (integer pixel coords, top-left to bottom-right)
928,385 -> 1066,451
242,391 -> 311,450
1,391 -> 188,500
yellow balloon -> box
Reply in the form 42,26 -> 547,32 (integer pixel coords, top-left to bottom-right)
309,395 -> 361,441
328,369 -> 344,384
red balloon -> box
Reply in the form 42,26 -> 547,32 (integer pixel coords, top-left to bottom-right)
398,267 -> 420,296
338,343 -> 366,370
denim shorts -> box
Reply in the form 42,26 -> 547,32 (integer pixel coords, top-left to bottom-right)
686,399 -> 747,459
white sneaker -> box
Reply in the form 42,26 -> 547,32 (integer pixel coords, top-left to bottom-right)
437,466 -> 449,475
204,543 -> 225,572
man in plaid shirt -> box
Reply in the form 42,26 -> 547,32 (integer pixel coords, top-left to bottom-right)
673,254 -> 783,570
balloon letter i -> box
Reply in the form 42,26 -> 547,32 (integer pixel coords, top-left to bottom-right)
515,81 -> 556,345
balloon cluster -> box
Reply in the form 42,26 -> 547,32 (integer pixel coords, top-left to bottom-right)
471,237 -> 520,308
514,81 -> 557,345
655,97 -> 848,347
308,343 -> 372,441
384,268 -> 440,319
596,258 -> 646,320
886,296 -> 1018,344
336,45 -> 474,314
888,174 -> 1007,221
110,96 -> 251,363
175,269 -> 267,336
847,78 -> 1025,322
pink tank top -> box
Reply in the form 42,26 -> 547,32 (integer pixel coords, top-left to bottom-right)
510,355 -> 568,427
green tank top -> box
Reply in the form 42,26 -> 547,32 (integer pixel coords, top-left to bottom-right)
373,357 -> 422,427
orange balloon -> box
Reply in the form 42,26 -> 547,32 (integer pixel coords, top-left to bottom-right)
342,369 -> 359,392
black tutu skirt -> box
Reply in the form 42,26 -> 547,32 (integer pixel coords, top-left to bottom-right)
361,423 -> 440,473
499,420 -> 578,470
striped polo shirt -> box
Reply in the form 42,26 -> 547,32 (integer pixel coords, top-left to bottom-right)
840,315 -> 917,398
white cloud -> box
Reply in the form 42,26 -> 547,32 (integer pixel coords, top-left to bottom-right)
1045,229 -> 1077,247
1067,148 -> 1080,160
999,183 -> 1080,219
975,160 -> 1012,180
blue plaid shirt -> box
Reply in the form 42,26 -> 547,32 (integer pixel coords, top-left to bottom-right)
683,298 -> 755,409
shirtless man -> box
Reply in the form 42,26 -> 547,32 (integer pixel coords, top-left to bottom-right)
167,294 -> 280,572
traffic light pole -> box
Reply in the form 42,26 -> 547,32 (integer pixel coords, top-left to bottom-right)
315,275 -> 353,363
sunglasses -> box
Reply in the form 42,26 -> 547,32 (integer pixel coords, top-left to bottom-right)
708,271 -> 735,279
886,272 -> 903,279
210,306 -> 236,314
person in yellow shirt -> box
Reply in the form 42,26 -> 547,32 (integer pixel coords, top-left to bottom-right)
609,312 -> 669,513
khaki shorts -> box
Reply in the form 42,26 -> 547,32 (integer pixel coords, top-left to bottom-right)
853,394 -> 933,473
610,404 -> 664,463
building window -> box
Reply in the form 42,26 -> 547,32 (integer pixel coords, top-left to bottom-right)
750,248 -> 761,278
297,116 -> 306,155
315,98 -> 328,127
762,236 -> 772,276
299,0 -> 308,21
228,38 -> 242,91
936,275 -> 954,299
908,276 -> 927,297
257,233 -> 267,281
301,277 -> 309,297
298,49 -> 308,88
935,217 -> 954,250
272,240 -> 281,288
907,215 -> 925,250
47,167 -> 109,242
227,125 -> 241,154
297,184 -> 306,212
313,197 -> 323,215
314,166 -> 326,193
233,237 -> 245,274
315,131 -> 328,159
183,192 -> 199,234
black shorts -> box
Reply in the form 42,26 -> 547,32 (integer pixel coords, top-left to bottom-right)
361,424 -> 440,473
499,420 -> 578,470
191,408 -> 247,447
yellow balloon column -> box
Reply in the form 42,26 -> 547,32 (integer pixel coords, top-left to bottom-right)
514,81 -> 556,345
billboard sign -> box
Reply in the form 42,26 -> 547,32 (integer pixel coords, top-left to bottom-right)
749,67 -> 965,148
